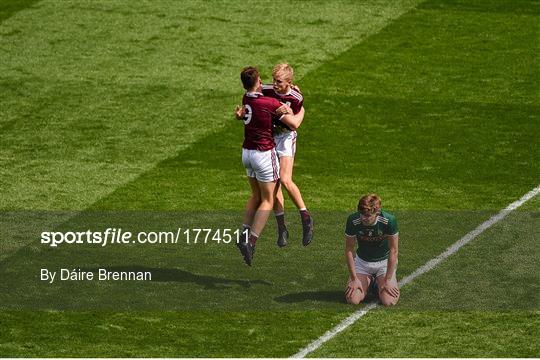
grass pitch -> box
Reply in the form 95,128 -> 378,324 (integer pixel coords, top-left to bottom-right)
1,0 -> 539,357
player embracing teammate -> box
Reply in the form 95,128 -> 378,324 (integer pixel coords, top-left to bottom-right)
263,64 -> 313,247
236,64 -> 313,258
236,66 -> 302,266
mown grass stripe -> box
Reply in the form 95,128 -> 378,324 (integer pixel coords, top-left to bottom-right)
0,0 -> 40,24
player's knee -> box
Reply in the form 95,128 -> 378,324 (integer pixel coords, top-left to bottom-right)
259,196 -> 274,210
280,177 -> 294,191
250,193 -> 261,204
346,295 -> 362,305
346,297 -> 361,305
345,289 -> 364,305
380,295 -> 399,307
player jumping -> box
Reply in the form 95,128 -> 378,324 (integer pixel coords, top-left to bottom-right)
236,63 -> 313,248
237,66 -> 299,266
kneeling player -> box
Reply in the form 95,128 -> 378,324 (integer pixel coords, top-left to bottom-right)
344,194 -> 400,306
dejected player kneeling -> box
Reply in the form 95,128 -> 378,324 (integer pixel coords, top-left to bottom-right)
344,193 -> 400,306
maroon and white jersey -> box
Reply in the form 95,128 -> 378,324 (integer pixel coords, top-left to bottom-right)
262,84 -> 304,131
242,92 -> 283,151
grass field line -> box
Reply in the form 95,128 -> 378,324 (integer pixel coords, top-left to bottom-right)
292,184 -> 540,358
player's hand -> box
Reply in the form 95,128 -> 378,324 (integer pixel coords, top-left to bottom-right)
380,279 -> 400,298
345,278 -> 362,298
276,103 -> 292,116
235,105 -> 246,120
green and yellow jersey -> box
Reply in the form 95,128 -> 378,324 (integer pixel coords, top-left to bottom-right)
345,210 -> 398,262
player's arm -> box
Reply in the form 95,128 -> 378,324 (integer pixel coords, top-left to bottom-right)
278,113 -> 298,131
277,105 -> 305,129
345,234 -> 361,297
278,106 -> 305,130
382,234 -> 399,297
345,234 -> 357,279
291,106 -> 305,127
234,105 -> 246,120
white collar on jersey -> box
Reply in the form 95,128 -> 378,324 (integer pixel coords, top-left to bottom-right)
246,91 -> 263,97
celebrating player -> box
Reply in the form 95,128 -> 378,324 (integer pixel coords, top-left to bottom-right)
237,66 -> 298,266
236,63 -> 313,248
344,194 -> 400,306
263,64 -> 313,248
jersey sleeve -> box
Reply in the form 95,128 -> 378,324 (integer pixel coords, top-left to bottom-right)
294,98 -> 304,114
345,214 -> 356,236
269,98 -> 285,121
386,214 -> 398,236
290,91 -> 304,114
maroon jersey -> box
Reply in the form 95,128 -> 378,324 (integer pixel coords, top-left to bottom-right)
262,84 -> 304,131
242,92 -> 283,151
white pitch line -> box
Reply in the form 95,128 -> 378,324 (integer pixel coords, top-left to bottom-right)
292,185 -> 540,358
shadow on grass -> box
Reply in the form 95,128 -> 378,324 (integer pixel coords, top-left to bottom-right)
275,290 -> 381,305
275,290 -> 346,304
87,266 -> 272,289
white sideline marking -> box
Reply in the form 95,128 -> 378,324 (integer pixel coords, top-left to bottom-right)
292,185 -> 540,358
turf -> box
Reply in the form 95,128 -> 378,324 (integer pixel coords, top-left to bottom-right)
0,0 -> 421,211
0,0 -> 539,357
311,310 -> 540,358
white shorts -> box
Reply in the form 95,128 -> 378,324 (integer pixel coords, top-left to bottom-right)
242,148 -> 279,182
354,257 -> 394,279
274,130 -> 297,158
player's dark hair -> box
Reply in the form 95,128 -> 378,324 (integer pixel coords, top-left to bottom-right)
241,66 -> 260,90
358,193 -> 381,214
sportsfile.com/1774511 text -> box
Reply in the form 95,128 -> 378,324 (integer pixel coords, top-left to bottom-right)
40,228 -> 249,247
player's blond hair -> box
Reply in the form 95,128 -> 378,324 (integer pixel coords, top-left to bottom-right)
272,63 -> 294,82
358,193 -> 382,215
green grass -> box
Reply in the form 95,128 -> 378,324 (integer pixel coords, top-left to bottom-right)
0,0 -> 421,211
0,0 -> 539,357
0,0 -> 39,24
311,310 -> 540,357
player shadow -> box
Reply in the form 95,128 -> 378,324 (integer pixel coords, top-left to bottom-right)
87,266 -> 272,289
274,290 -> 346,304
275,290 -> 380,304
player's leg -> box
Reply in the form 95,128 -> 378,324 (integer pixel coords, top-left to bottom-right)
280,156 -> 313,246
376,272 -> 400,306
278,132 -> 313,246
279,155 -> 306,209
274,180 -> 285,214
346,257 -> 375,304
273,180 -> 289,247
273,134 -> 289,247
238,149 -> 261,265
249,179 -> 276,246
243,176 -> 261,230
241,149 -> 260,232
345,274 -> 371,305
241,148 -> 279,265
